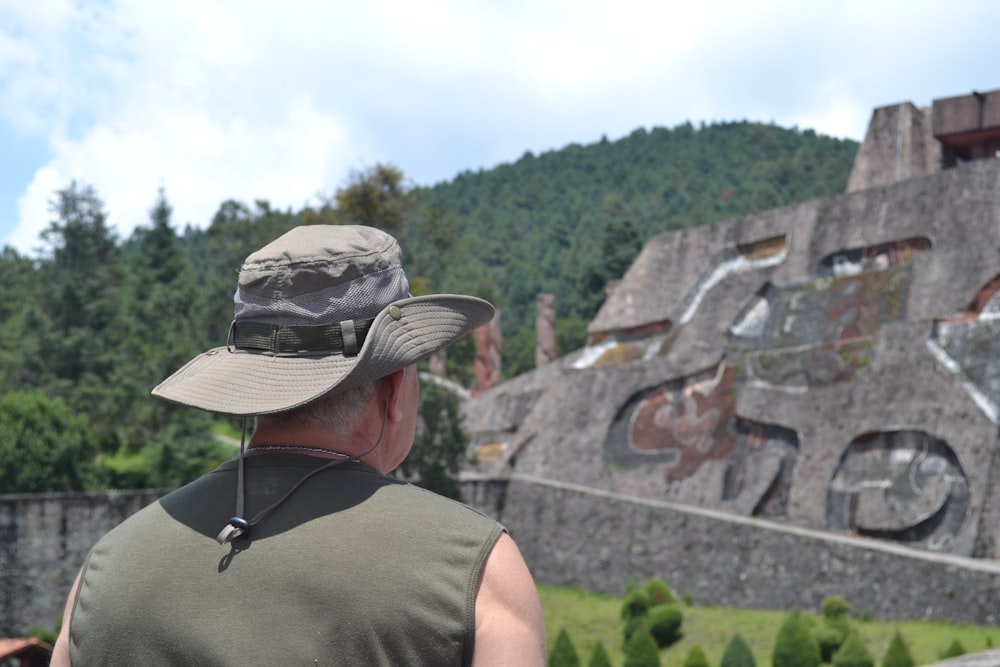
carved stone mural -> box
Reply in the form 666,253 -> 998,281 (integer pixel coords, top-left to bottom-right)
606,364 -> 799,517
464,89 -> 1000,560
826,430 -> 970,552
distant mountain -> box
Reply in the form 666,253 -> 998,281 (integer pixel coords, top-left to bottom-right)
410,121 -> 859,375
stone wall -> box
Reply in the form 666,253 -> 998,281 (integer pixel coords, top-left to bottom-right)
492,475 -> 1000,625
0,490 -> 162,637
6,475 -> 1000,636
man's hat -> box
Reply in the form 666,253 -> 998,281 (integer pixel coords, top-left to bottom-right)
152,225 -> 494,416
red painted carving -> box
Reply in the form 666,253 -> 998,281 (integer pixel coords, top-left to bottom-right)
628,365 -> 739,482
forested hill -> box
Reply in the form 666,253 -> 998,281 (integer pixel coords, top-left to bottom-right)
0,119 -> 856,493
412,121 -> 858,374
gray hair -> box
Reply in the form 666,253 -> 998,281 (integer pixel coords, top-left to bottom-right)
262,379 -> 381,433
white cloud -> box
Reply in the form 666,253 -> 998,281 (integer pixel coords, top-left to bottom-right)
13,93 -> 353,247
5,0 -> 1000,253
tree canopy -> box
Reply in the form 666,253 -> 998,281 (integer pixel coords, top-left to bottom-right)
0,120 -> 857,492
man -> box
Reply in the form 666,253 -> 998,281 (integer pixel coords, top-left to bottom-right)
51,225 -> 546,665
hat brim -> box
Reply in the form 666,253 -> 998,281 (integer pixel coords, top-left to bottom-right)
152,294 -> 494,416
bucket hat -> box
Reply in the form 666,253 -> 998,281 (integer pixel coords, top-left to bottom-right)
152,224 -> 494,416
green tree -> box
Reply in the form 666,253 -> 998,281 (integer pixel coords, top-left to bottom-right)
721,632 -> 757,667
39,182 -> 126,451
0,390 -> 98,492
881,632 -> 915,667
334,163 -> 410,235
587,642 -> 613,667
772,610 -> 821,667
396,379 -> 469,499
548,628 -> 580,667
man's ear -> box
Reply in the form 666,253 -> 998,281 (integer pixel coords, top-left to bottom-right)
384,368 -> 407,422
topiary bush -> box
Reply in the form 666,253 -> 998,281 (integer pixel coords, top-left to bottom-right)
644,578 -> 677,605
772,610 -> 822,667
881,632 -> 915,667
721,632 -> 757,667
814,595 -> 852,661
814,624 -> 848,662
588,641 -> 613,667
623,631 -> 661,667
647,603 -> 684,648
821,595 -> 852,620
548,628 -> 580,667
832,634 -> 874,667
621,587 -> 653,622
682,646 -> 710,667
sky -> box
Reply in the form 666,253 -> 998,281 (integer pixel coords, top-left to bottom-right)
2,0 -> 1000,255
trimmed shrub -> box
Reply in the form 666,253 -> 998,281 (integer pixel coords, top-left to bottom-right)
814,624 -> 848,662
881,632 -> 915,667
821,595 -> 852,620
833,634 -> 874,667
721,632 -> 757,667
623,614 -> 650,644
588,642 -> 613,667
621,587 -> 653,622
548,628 -> 580,667
647,603 -> 684,648
939,640 -> 966,659
683,646 -> 710,667
772,610 -> 822,667
624,631 -> 661,667
644,578 -> 677,605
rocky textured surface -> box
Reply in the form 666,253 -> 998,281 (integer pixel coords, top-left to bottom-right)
466,158 -> 1000,561
0,490 -> 161,636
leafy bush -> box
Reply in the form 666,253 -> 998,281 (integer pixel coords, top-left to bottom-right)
644,578 -> 677,605
881,632 -> 915,667
647,603 -> 684,648
0,390 -> 99,493
623,631 -> 661,667
772,610 -> 822,667
683,646 -> 710,667
721,632 -> 757,667
833,634 -> 874,667
548,628 -> 580,667
587,641 -> 613,667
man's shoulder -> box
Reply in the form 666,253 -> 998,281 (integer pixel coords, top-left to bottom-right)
383,483 -> 502,524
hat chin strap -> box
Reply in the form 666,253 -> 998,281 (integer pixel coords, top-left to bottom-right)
215,397 -> 391,546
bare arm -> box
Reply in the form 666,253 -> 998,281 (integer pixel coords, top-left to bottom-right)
472,532 -> 546,666
50,568 -> 82,667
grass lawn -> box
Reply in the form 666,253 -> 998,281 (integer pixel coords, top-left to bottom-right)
539,585 -> 999,666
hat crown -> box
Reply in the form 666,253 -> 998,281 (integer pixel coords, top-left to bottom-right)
233,225 -> 410,327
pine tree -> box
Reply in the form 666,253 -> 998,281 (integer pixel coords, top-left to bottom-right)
881,632 -> 915,667
772,610 -> 822,667
721,632 -> 757,667
833,634 -> 874,667
587,642 -> 613,667
623,631 -> 661,667
548,628 -> 580,667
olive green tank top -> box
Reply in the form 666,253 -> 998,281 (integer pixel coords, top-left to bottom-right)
68,454 -> 504,666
